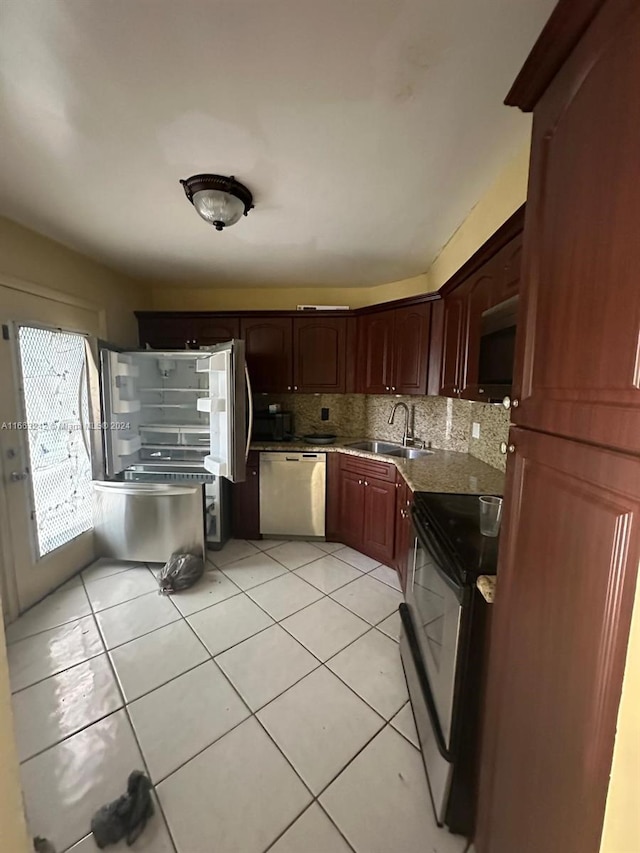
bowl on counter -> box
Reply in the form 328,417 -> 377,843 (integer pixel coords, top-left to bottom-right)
302,433 -> 337,445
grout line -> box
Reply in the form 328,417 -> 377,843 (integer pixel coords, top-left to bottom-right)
13,543 -> 410,853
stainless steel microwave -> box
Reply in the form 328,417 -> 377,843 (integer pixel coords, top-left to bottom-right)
478,295 -> 518,396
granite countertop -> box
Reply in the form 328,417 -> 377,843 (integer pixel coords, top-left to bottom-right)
250,437 -> 505,496
477,575 -> 496,604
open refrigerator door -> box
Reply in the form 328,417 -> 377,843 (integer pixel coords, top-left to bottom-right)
198,339 -> 249,483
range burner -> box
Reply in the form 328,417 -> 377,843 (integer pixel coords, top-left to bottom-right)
412,491 -> 501,582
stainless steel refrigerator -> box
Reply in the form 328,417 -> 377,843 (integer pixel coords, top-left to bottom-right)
87,340 -> 251,563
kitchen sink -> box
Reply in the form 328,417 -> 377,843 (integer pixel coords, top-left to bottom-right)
345,440 -> 434,460
346,440 -> 403,454
385,446 -> 434,460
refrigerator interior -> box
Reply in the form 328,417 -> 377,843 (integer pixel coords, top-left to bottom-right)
103,350 -> 212,468
102,349 -> 225,546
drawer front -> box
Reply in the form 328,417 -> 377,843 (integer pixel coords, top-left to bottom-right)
339,453 -> 396,482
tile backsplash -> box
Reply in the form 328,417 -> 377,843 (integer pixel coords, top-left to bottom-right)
254,393 -> 510,472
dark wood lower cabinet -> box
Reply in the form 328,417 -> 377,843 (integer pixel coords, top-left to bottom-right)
339,470 -> 367,552
332,455 -> 397,568
476,427 -> 640,853
362,476 -> 396,566
393,475 -> 414,591
231,452 -> 260,540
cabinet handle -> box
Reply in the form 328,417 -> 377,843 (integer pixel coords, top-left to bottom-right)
385,386 -> 390,391
500,442 -> 516,454
502,396 -> 511,410
294,385 -> 298,391
478,388 -> 485,394
287,386 -> 292,391
251,470 -> 257,476
391,386 -> 396,391
395,482 -> 400,489
358,479 -> 363,485
364,481 -> 368,486
512,398 -> 520,408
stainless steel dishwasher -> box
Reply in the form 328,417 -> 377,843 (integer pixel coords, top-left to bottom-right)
259,452 -> 326,537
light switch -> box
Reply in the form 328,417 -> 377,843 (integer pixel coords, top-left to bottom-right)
472,422 -> 481,439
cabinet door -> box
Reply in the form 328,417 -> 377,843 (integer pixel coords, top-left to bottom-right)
492,234 -> 523,305
512,3 -> 640,453
476,428 -> 640,853
240,318 -> 293,393
439,287 -> 468,397
460,264 -> 499,399
362,477 -> 396,566
137,315 -> 196,349
393,478 -> 414,591
196,317 -> 240,347
338,470 -> 366,551
391,304 -> 431,395
293,316 -> 347,393
357,311 -> 395,394
232,455 -> 260,540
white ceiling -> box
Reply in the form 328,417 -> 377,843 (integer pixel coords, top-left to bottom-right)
0,0 -> 555,289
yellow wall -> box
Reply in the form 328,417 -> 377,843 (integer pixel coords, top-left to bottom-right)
0,217 -> 148,346
599,569 -> 640,853
0,625 -> 30,853
150,273 -> 432,312
427,144 -> 530,291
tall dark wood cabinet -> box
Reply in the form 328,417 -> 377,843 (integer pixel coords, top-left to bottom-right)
459,264 -> 497,399
476,2 -> 640,852
240,317 -> 293,393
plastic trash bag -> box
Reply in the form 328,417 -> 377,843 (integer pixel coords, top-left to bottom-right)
158,552 -> 204,594
90,770 -> 153,849
33,839 -> 57,853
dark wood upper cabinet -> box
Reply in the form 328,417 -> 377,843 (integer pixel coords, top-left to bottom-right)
492,233 -> 523,304
476,428 -> 640,853
293,316 -> 347,393
439,285 -> 468,397
357,303 -> 432,396
196,317 -> 241,347
240,317 -> 293,394
511,0 -> 640,454
357,310 -> 395,395
392,303 -> 431,395
460,260 -> 502,400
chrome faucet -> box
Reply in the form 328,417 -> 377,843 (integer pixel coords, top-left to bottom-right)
388,402 -> 415,447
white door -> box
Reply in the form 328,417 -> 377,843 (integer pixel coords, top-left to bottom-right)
0,284 -> 102,618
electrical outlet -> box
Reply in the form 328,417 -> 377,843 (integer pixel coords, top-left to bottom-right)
472,422 -> 481,439
321,407 -> 329,421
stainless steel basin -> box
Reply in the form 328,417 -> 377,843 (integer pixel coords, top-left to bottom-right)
345,440 -> 434,460
346,440 -> 402,454
385,447 -> 434,460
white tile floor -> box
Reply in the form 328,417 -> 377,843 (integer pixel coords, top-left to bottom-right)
6,539 -> 470,853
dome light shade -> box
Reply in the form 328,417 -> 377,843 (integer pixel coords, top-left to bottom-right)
180,174 -> 254,231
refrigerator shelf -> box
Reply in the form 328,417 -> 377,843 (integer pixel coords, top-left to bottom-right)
197,397 -> 226,413
141,387 -> 208,393
141,444 -> 208,452
139,424 -> 208,433
140,403 -> 197,409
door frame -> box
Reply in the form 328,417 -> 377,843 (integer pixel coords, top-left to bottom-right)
0,273 -> 106,624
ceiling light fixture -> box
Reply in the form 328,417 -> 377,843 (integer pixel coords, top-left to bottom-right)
180,173 -> 254,231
